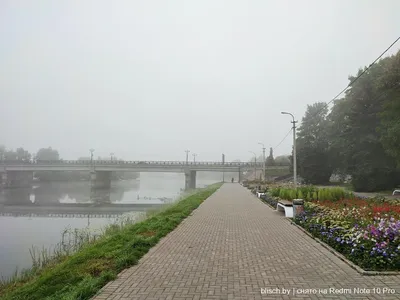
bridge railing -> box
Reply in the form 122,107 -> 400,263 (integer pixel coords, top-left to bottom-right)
0,160 -> 266,167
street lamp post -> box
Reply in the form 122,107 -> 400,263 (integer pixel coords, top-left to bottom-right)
258,142 -> 266,182
222,153 -> 225,182
281,111 -> 298,188
89,149 -> 94,165
249,151 -> 257,181
185,150 -> 190,165
89,149 -> 95,173
192,153 -> 197,163
110,152 -> 114,161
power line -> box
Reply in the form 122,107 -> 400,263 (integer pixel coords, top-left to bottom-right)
273,128 -> 292,151
306,36 -> 400,123
269,36 -> 399,158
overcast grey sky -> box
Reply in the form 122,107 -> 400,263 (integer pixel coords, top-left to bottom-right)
1,0 -> 399,161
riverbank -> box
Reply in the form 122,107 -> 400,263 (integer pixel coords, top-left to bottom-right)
0,183 -> 222,300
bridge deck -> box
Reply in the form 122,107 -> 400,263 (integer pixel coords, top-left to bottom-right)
93,184 -> 400,300
0,160 -> 284,172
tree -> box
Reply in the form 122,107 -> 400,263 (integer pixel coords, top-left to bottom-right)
378,51 -> 400,167
35,147 -> 61,181
320,52 -> 400,191
274,155 -> 290,166
16,147 -> 31,162
326,98 -> 352,178
3,150 -> 17,160
36,147 -> 60,161
2,147 -> 31,161
265,147 -> 275,166
336,60 -> 399,191
297,144 -> 332,184
296,102 -> 332,184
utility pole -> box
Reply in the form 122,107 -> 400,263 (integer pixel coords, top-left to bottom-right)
192,153 -> 197,163
249,151 -> 257,181
259,142 -> 266,182
185,150 -> 190,165
222,153 -> 225,182
89,149 -> 95,166
110,152 -> 114,161
281,112 -> 298,188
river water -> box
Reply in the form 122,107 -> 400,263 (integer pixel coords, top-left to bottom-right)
0,172 -> 226,280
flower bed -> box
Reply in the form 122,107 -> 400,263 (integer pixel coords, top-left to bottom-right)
294,201 -> 400,271
264,186 -> 400,271
259,194 -> 278,208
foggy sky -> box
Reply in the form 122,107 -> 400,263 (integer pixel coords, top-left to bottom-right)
1,0 -> 399,162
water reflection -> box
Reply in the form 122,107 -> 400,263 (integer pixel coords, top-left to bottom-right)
0,173 -> 220,206
0,216 -> 119,281
0,180 -> 142,205
0,188 -> 33,205
0,173 -> 221,280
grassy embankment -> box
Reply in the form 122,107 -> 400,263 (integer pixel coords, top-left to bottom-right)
0,183 -> 222,300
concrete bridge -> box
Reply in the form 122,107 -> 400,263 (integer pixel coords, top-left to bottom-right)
0,160 -> 282,191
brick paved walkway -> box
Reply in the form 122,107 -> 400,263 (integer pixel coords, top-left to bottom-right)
93,184 -> 400,300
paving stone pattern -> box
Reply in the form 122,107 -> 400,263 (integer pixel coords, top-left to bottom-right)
93,184 -> 400,300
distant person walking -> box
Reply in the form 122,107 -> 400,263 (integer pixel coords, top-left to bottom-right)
231,178 -> 234,183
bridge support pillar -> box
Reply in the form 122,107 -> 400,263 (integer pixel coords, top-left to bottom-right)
90,171 -> 111,204
91,171 -> 111,189
2,171 -> 33,188
184,170 -> 196,191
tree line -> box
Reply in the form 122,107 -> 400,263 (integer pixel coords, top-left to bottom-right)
0,146 -> 60,162
248,149 -> 291,167
295,49 -> 400,192
0,146 -> 138,181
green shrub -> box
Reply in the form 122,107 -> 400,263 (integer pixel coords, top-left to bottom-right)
269,185 -> 356,202
279,189 -> 285,199
269,188 -> 279,197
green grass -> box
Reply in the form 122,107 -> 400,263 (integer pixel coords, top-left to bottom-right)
0,183 -> 222,300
